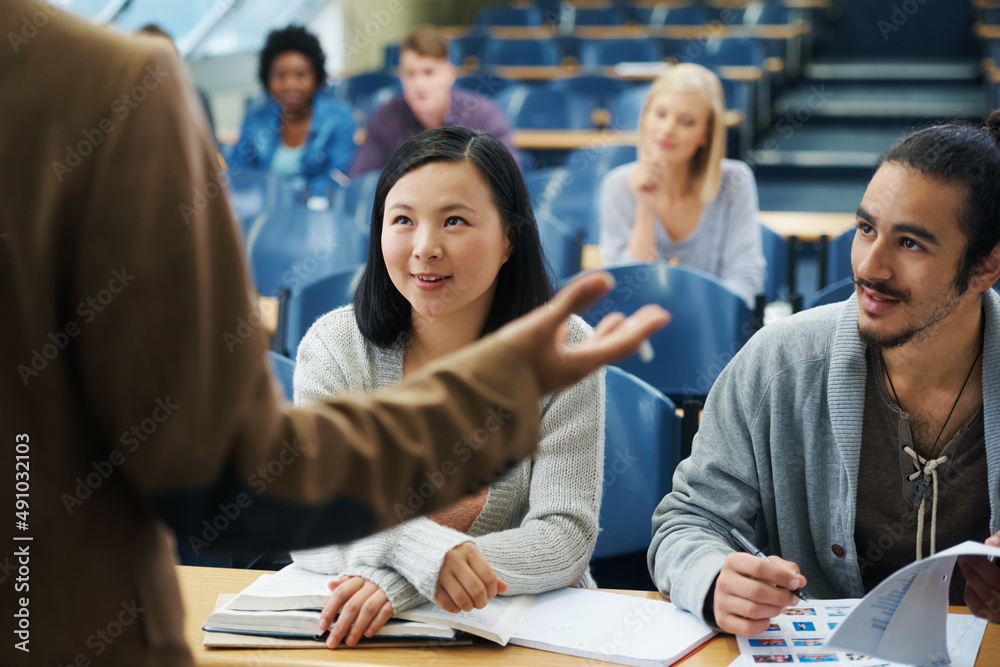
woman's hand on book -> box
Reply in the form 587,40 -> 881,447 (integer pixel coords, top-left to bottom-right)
958,532 -> 1000,623
436,542 -> 508,613
318,576 -> 394,648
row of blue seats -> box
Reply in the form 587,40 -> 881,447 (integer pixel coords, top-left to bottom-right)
228,142 -> 803,302
333,67 -> 754,132
269,261 -> 755,400
472,3 -> 797,29
379,34 -> 782,70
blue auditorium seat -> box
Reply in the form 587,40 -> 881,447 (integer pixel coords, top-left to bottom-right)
573,263 -> 754,401
492,85 -> 593,129
592,366 -> 681,560
481,38 -> 563,67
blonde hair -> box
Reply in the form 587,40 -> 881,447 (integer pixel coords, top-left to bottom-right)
637,63 -> 727,204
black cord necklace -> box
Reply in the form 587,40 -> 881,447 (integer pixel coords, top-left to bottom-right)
879,342 -> 983,459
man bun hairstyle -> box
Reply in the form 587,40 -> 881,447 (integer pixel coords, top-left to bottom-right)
880,109 -> 1000,292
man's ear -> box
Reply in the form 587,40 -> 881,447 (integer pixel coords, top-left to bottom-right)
970,243 -> 1000,293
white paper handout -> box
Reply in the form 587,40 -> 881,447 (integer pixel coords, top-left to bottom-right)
735,600 -> 987,667
825,540 -> 998,666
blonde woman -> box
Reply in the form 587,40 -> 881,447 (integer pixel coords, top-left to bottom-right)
599,63 -> 765,306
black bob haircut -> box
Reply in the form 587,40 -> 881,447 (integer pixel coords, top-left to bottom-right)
879,109 -> 1000,293
258,25 -> 326,91
353,127 -> 555,348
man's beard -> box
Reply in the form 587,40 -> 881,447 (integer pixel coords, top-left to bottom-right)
854,275 -> 966,351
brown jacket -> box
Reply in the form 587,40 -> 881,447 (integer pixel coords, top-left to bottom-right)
0,4 -> 540,665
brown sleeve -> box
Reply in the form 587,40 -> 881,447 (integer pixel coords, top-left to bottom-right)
72,42 -> 541,549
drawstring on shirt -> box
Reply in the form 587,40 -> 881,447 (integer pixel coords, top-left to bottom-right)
901,446 -> 949,560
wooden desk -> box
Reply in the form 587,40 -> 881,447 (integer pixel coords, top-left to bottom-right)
579,212 -> 855,272
440,23 -> 808,42
975,23 -> 1000,39
757,211 -> 855,243
179,565 -> 996,666
511,111 -> 743,151
178,565 -> 739,666
514,129 -> 637,150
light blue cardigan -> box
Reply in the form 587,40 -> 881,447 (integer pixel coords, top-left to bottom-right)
650,290 -> 1000,625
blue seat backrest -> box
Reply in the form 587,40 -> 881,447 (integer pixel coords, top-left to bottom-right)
333,169 -> 381,236
759,223 -> 789,302
247,208 -> 367,297
535,212 -> 583,282
227,166 -> 302,233
285,264 -> 366,356
267,351 -> 296,401
691,37 -> 765,68
563,6 -> 630,27
634,5 -> 711,26
526,145 -> 637,245
476,5 -> 544,27
454,72 -> 511,97
574,264 -> 753,400
578,38 -> 662,68
493,85 -> 592,129
335,72 -> 401,107
807,276 -> 855,309
593,366 -> 681,559
825,227 -> 855,286
481,38 -> 563,67
609,83 -> 652,130
548,75 -> 628,110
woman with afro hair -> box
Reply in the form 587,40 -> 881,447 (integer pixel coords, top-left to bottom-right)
230,25 -> 355,201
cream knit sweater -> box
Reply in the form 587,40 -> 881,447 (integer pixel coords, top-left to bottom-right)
290,306 -> 605,612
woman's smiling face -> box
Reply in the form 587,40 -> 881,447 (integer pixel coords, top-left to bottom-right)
381,160 -> 513,325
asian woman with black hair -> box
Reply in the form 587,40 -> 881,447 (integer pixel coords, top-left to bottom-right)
290,126 -> 605,648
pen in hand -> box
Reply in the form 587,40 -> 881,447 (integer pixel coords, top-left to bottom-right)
729,528 -> 810,601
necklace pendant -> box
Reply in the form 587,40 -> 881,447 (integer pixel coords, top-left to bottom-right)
913,478 -> 929,505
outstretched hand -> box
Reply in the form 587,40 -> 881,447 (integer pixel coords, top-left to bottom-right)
494,271 -> 669,396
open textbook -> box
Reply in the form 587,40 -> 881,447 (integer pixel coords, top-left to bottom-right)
203,593 -> 467,649
202,565 -> 456,643
204,563 -> 716,666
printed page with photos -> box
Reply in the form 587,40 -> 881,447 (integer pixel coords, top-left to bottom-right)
730,600 -> 986,667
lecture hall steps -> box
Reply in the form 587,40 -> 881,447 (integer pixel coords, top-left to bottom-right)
750,58 -> 988,213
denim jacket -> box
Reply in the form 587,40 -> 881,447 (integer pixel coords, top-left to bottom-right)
230,88 -> 355,197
